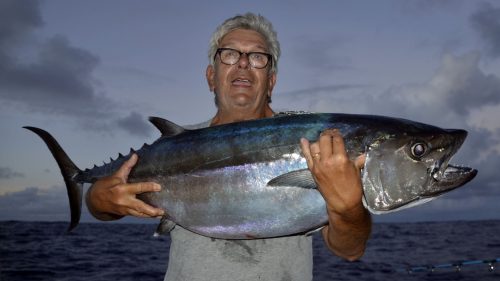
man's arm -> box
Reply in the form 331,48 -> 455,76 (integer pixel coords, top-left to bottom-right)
300,129 -> 372,261
86,154 -> 164,220
321,201 -> 371,261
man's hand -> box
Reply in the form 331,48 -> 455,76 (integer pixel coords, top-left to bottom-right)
86,154 -> 165,220
300,128 -> 365,215
300,128 -> 371,261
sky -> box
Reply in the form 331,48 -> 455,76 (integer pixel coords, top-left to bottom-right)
1,0 -> 500,224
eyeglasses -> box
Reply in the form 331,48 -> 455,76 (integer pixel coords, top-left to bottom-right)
215,48 -> 272,69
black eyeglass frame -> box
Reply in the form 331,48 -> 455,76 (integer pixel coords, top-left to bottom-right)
215,48 -> 273,69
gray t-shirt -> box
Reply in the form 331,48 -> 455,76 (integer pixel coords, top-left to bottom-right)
164,112 -> 314,281
164,227 -> 313,281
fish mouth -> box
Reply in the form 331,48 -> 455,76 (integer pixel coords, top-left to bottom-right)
428,163 -> 477,195
427,128 -> 477,195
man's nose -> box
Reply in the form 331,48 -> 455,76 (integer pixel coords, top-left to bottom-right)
238,53 -> 250,69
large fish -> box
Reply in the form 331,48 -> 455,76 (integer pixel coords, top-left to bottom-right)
25,113 -> 477,239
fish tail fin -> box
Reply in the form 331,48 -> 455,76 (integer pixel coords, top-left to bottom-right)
23,126 -> 83,232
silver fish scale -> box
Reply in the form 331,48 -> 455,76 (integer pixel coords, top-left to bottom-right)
140,146 -> 328,239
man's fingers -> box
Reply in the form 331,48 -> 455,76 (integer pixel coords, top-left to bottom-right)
129,182 -> 161,195
300,138 -> 314,169
129,209 -> 157,218
128,209 -> 149,218
309,142 -> 321,162
354,153 -> 366,170
319,130 -> 334,158
330,129 -> 347,157
130,201 -> 165,217
115,154 -> 138,181
120,181 -> 164,217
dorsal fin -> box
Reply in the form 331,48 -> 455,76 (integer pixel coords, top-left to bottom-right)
149,116 -> 186,137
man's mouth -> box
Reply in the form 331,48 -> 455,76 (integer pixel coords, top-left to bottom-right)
232,78 -> 252,87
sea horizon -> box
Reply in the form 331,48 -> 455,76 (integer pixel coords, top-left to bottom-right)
2,220 -> 499,281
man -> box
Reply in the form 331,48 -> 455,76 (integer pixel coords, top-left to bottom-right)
86,13 -> 371,281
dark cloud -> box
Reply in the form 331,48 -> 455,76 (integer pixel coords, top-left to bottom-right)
283,49 -> 494,124
464,149 -> 500,195
397,0 -> 462,13
0,167 -> 25,179
275,84 -> 375,116
0,0 -> 107,117
355,52 -> 500,126
0,186 -> 145,223
0,0 -> 149,137
280,52 -> 500,126
470,2 -> 500,58
425,52 -> 500,115
0,186 -> 70,221
292,35 -> 352,73
280,84 -> 366,99
0,0 -> 42,49
0,35 -> 109,117
117,111 -> 153,137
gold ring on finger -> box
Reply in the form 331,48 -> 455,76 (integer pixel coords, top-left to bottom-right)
312,153 -> 320,159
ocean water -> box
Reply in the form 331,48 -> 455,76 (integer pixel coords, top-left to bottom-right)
1,220 -> 499,281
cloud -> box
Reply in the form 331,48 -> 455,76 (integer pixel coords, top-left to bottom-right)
0,167 -> 25,179
0,186 -> 70,221
117,111 -> 153,137
0,185 -> 153,224
279,84 -> 366,100
0,0 -> 109,117
0,0 -> 42,49
278,52 -> 500,123
291,35 -> 353,74
282,55 -> 497,121
397,0 -> 462,14
276,84 -> 375,115
386,52 -> 500,121
0,35 -> 109,116
470,2 -> 500,58
0,0 -> 150,137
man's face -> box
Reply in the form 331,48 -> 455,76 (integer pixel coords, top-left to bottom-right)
206,29 -> 276,114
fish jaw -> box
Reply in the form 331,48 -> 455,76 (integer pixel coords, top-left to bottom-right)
427,164 -> 477,196
424,129 -> 477,196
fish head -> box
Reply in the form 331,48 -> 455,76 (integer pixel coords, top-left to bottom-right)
362,127 -> 477,214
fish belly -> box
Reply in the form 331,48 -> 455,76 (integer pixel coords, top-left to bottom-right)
141,160 -> 328,239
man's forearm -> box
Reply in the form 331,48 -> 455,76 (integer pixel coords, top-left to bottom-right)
322,203 -> 372,261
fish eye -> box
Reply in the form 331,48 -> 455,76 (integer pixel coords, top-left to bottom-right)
411,142 -> 427,158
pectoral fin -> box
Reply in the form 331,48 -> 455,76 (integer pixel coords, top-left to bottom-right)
267,169 -> 317,189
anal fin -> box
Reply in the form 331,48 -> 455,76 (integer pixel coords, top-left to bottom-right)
153,216 -> 177,237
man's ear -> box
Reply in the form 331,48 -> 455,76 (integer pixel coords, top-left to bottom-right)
267,72 -> 277,98
206,65 -> 215,92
